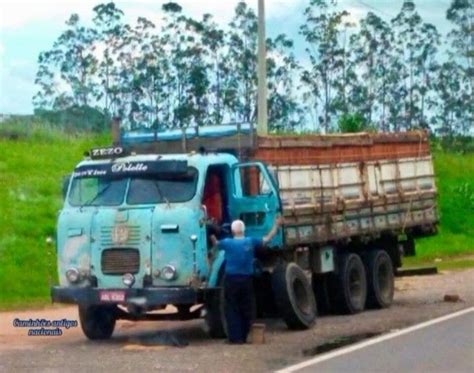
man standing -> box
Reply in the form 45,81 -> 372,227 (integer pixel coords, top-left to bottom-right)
210,217 -> 282,344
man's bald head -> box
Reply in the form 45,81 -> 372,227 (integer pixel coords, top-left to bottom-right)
231,220 -> 245,237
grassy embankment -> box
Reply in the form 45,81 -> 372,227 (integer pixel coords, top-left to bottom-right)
404,149 -> 474,269
0,122 -> 109,309
0,122 -> 472,309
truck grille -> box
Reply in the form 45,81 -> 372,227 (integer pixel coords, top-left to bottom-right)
101,248 -> 140,275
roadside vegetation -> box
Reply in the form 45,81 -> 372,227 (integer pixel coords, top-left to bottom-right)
405,148 -> 474,269
0,121 -> 109,309
0,121 -> 472,309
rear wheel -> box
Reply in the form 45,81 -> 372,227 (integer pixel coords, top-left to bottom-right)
365,250 -> 394,308
272,262 -> 317,330
329,253 -> 367,314
79,305 -> 116,340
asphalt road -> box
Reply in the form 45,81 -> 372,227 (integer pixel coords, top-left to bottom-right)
280,307 -> 474,373
1,269 -> 473,372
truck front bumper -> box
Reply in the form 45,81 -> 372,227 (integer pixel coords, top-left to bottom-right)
51,286 -> 204,307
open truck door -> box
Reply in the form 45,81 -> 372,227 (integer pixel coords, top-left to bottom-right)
230,162 -> 283,247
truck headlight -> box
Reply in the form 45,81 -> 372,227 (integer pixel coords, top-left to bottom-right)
162,265 -> 177,281
122,273 -> 135,287
65,268 -> 80,283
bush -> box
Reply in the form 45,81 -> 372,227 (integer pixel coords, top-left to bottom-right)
434,136 -> 474,154
337,113 -> 370,133
35,106 -> 110,132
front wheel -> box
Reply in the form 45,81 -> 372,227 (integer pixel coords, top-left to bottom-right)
78,305 -> 116,340
272,262 -> 317,330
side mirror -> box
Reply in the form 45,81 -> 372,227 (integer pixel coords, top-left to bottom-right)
62,174 -> 71,201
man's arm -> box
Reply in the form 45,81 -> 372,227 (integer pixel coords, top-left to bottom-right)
262,216 -> 284,244
209,234 -> 219,247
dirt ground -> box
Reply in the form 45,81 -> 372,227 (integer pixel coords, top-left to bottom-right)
1,269 -> 473,372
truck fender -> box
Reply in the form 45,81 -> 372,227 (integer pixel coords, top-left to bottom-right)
208,250 -> 225,288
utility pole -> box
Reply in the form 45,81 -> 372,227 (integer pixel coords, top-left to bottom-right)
257,0 -> 268,135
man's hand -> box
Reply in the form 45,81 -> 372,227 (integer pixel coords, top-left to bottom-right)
275,215 -> 284,227
209,234 -> 218,247
263,215 -> 284,244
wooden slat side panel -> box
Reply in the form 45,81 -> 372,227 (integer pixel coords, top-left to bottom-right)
273,156 -> 436,212
274,155 -> 438,243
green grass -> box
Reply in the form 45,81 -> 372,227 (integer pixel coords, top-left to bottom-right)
415,151 -> 474,260
0,122 -> 472,309
403,256 -> 474,271
0,121 -> 109,309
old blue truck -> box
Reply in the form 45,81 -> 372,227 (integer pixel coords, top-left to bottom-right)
51,125 -> 438,339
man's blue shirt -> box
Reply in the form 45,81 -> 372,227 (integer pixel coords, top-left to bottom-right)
218,237 -> 264,276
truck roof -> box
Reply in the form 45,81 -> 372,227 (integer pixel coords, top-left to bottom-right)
76,152 -> 239,169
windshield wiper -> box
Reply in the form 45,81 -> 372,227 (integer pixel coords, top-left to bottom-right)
80,183 -> 113,208
152,180 -> 170,206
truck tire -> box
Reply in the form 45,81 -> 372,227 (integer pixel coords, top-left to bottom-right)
78,305 -> 116,340
272,262 -> 317,330
330,253 -> 367,314
365,250 -> 394,308
205,273 -> 227,338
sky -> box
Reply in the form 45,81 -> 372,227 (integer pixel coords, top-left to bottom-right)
0,0 -> 455,115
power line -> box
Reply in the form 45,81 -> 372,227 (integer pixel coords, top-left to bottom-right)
352,0 -> 395,19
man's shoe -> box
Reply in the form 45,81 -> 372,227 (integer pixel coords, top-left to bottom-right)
226,340 -> 245,345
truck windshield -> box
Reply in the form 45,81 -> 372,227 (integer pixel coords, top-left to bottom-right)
127,169 -> 198,204
69,178 -> 128,206
68,168 -> 198,206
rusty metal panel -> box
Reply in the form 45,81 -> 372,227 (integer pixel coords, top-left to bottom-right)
254,130 -> 430,165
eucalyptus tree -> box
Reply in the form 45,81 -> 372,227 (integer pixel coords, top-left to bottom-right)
434,62 -> 465,135
416,23 -> 440,128
349,12 -> 394,130
199,14 -> 226,125
446,0 -> 473,134
160,2 -> 212,128
300,0 -> 352,132
184,16 -> 213,128
266,34 -> 304,131
130,17 -> 161,129
391,0 -> 424,130
33,14 -> 99,110
136,19 -> 168,130
33,49 -> 62,110
390,0 -> 440,131
33,0 -> 304,132
226,1 -> 259,124
92,2 -> 125,116
331,17 -> 356,117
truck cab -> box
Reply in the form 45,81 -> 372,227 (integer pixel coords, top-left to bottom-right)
52,147 -> 283,339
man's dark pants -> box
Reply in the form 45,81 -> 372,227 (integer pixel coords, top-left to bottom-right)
224,274 -> 255,343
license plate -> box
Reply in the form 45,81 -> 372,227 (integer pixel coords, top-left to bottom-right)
99,290 -> 126,302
